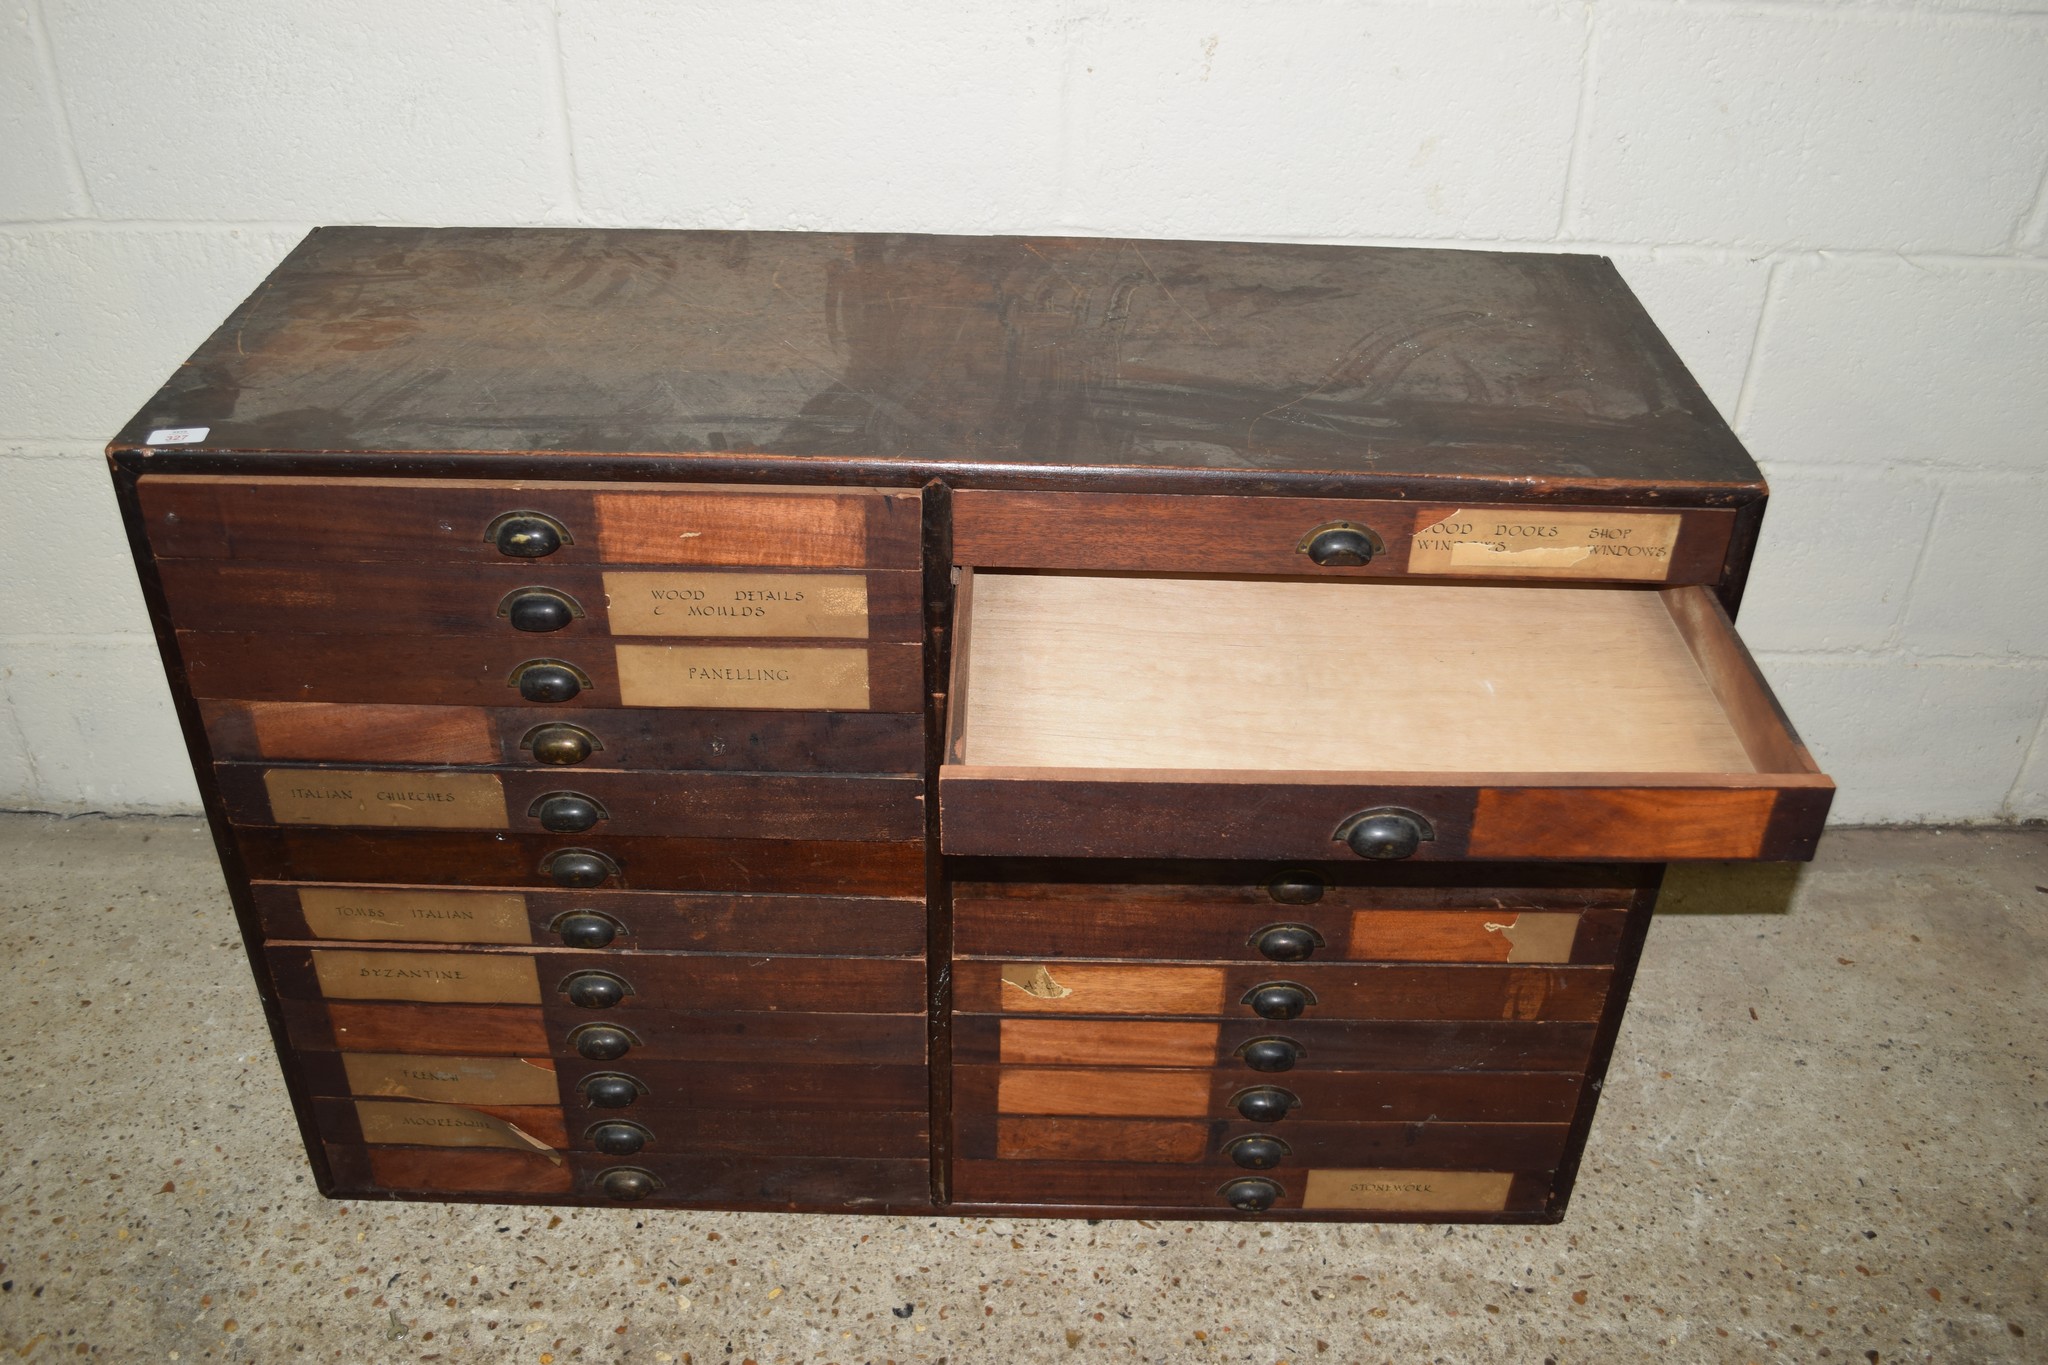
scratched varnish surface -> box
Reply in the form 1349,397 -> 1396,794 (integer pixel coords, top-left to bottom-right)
958,574 -> 1756,773
113,227 -> 1754,488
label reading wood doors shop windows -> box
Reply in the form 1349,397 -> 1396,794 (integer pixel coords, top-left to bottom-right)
1408,510 -> 1681,581
297,888 -> 530,945
262,769 -> 507,828
603,572 -> 869,638
613,645 -> 871,709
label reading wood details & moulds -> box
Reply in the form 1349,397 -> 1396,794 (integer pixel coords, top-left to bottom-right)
1301,1169 -> 1515,1212
310,949 -> 542,1004
603,572 -> 869,638
341,1054 -> 560,1106
1408,509 -> 1681,581
613,644 -> 871,709
353,1100 -> 561,1160
297,888 -> 530,945
262,769 -> 507,828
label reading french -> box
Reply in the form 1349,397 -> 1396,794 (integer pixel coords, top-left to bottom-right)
1408,509 -> 1682,581
603,571 -> 869,638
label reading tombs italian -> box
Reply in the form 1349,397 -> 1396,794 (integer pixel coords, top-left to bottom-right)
309,949 -> 542,1004
613,644 -> 871,709
262,769 -> 507,828
1408,510 -> 1682,581
603,572 -> 869,638
297,888 -> 530,945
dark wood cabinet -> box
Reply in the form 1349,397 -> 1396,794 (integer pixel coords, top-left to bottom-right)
110,227 -> 1830,1222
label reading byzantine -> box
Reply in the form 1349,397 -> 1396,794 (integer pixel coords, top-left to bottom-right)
353,1100 -> 560,1159
1301,1169 -> 1515,1212
613,644 -> 871,710
310,949 -> 542,1004
603,572 -> 869,639
262,768 -> 507,828
1408,509 -> 1681,581
341,1054 -> 560,1106
297,888 -> 530,945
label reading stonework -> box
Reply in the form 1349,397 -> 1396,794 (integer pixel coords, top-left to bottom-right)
310,949 -> 542,1004
353,1100 -> 561,1160
1408,509 -> 1681,581
603,572 -> 869,638
613,644 -> 871,709
1302,1169 -> 1516,1212
262,769 -> 507,828
341,1054 -> 560,1106
297,888 -> 530,945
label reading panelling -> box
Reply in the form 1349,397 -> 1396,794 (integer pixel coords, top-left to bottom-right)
603,572 -> 869,638
310,950 -> 542,1004
353,1100 -> 561,1160
613,644 -> 870,709
297,888 -> 530,945
262,769 -> 507,828
1408,509 -> 1681,581
341,1054 -> 560,1106
1302,1169 -> 1516,1212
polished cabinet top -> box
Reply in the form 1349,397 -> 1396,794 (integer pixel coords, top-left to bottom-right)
113,228 -> 1760,500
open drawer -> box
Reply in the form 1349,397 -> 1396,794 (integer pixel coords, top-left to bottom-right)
939,572 -> 1832,862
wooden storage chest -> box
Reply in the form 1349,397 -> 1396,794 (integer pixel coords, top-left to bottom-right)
109,227 -> 1831,1221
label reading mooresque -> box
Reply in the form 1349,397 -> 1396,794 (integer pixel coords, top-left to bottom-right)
603,572 -> 869,638
262,769 -> 507,828
297,888 -> 530,945
353,1100 -> 561,1160
1407,509 -> 1681,581
613,644 -> 871,709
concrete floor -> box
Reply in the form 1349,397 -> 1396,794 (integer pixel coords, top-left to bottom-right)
0,816 -> 2041,1364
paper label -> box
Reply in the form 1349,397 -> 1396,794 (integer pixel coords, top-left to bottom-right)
341,1054 -> 560,1106
614,644 -> 871,709
262,769 -> 507,828
1301,1169 -> 1516,1212
297,888 -> 530,945
310,949 -> 542,1004
353,1100 -> 561,1160
1408,509 -> 1681,581
603,572 -> 869,638
145,426 -> 209,445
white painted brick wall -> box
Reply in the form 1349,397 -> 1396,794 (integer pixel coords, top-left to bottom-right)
0,0 -> 2042,821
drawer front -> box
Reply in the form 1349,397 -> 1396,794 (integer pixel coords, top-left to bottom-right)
952,489 -> 1733,584
323,1144 -> 930,1208
950,1160 -> 1553,1216
281,1000 -> 927,1066
952,960 -> 1612,1023
252,884 -> 925,955
218,765 -> 924,841
958,1115 -> 1572,1171
312,1097 -> 926,1159
235,829 -> 926,896
952,1016 -> 1600,1073
158,562 -> 922,641
180,632 -> 923,712
266,946 -> 925,1014
299,1050 -> 928,1113
955,884 -> 1631,965
140,476 -> 921,569
199,702 -> 925,772
957,1066 -> 1584,1124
